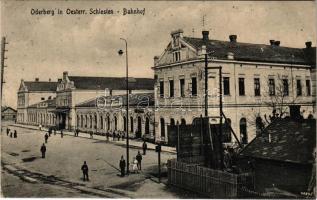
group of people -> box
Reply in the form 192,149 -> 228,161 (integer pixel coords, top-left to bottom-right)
106,130 -> 125,142
6,128 -> 17,138
119,141 -> 148,177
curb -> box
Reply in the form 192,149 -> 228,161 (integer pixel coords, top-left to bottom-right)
10,124 -> 176,154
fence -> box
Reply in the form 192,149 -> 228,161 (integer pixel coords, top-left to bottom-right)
167,159 -> 254,198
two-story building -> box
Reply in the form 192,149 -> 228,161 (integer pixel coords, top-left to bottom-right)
17,78 -> 57,124
27,98 -> 56,127
153,29 -> 315,144
55,71 -> 154,130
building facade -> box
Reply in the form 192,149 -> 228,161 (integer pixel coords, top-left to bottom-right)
27,98 -> 57,127
153,29 -> 315,144
55,71 -> 154,130
17,78 -> 57,124
1,106 -> 17,122
75,93 -> 155,139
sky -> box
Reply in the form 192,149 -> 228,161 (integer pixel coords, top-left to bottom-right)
1,0 -> 316,109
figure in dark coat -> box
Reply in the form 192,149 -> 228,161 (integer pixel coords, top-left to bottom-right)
61,130 -> 64,138
106,132 -> 109,141
119,155 -> 126,177
44,133 -> 49,143
6,128 -> 10,136
81,161 -> 89,181
13,130 -> 17,138
48,128 -> 52,137
40,143 -> 46,158
136,151 -> 143,170
142,141 -> 147,155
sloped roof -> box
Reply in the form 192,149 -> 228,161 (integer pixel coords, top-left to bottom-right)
240,119 -> 316,164
24,81 -> 58,92
76,93 -> 154,108
28,98 -> 56,108
183,37 -> 316,65
1,106 -> 17,112
68,76 -> 154,90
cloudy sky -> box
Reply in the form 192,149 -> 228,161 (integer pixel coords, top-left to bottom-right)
1,1 -> 316,108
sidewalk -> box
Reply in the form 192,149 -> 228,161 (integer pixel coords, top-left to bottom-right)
10,123 -> 176,154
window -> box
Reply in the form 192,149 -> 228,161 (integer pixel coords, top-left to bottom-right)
255,117 -> 264,136
239,78 -> 245,96
191,77 -> 197,96
41,97 -> 45,101
296,79 -> 302,96
283,79 -> 289,96
180,79 -> 185,97
145,118 -> 150,134
269,78 -> 275,96
170,118 -> 175,126
114,116 -> 117,130
223,77 -> 230,95
240,118 -> 248,144
223,118 -> 232,143
169,80 -> 174,97
159,81 -> 164,97
123,116 -> 127,131
254,78 -> 261,96
181,118 -> 186,125
94,115 -> 97,129
160,118 -> 165,137
130,117 -> 134,132
306,80 -> 311,96
173,51 -> 181,62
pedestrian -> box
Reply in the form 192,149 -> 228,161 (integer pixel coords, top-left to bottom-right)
44,133 -> 49,143
112,131 -> 116,141
117,132 -> 121,141
13,130 -> 17,138
122,132 -> 125,141
6,128 -> 10,136
39,124 -> 42,131
136,151 -> 142,171
81,161 -> 89,181
54,128 -> 56,135
10,132 -> 12,138
40,143 -> 46,158
90,131 -> 93,139
119,155 -> 126,177
61,130 -> 64,138
142,141 -> 147,155
76,129 -> 79,137
48,128 -> 52,137
132,157 -> 138,173
74,129 -> 76,137
106,131 -> 109,141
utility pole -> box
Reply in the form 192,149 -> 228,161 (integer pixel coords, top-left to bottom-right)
1,37 -> 8,104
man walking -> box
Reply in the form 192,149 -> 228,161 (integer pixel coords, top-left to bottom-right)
119,155 -> 126,177
61,130 -> 64,138
40,143 -> 46,158
6,128 -> 9,136
142,141 -> 147,155
106,131 -> 109,141
81,161 -> 89,181
44,133 -> 49,143
136,151 -> 143,171
48,128 -> 52,137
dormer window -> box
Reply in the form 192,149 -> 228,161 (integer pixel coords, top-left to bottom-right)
173,51 -> 181,62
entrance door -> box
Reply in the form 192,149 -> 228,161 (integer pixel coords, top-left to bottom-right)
59,113 -> 66,130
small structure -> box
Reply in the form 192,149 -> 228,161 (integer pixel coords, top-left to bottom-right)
239,118 -> 316,197
1,106 -> 17,122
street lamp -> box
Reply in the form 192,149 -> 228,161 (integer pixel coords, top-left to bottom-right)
118,38 -> 130,175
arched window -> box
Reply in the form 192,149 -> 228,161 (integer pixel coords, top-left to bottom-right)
256,117 -> 263,136
94,115 -> 97,129
90,115 -> 93,129
77,115 -> 80,128
223,118 -> 232,143
100,116 -> 103,129
80,115 -> 83,128
170,118 -> 175,126
114,116 -> 117,130
137,116 -> 142,134
145,117 -> 150,134
181,118 -> 186,126
240,118 -> 247,144
160,118 -> 165,137
130,117 -> 134,132
85,115 -> 88,128
107,116 -> 110,130
123,116 -> 127,131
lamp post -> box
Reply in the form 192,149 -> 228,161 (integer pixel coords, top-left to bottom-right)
118,38 -> 130,175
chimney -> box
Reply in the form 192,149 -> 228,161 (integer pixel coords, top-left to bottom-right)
63,71 -> 68,80
202,31 -> 209,41
274,41 -> 280,46
305,41 -> 312,48
229,35 -> 237,42
170,29 -> 184,38
270,40 -> 275,45
35,78 -> 39,82
154,56 -> 160,66
58,78 -> 62,82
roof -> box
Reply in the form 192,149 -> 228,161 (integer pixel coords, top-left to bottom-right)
240,119 -> 316,164
24,81 -> 58,92
68,76 -> 154,90
76,93 -> 154,108
28,98 -> 56,108
1,106 -> 17,113
183,37 -> 316,65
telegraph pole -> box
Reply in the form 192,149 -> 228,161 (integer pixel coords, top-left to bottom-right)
1,37 -> 8,104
